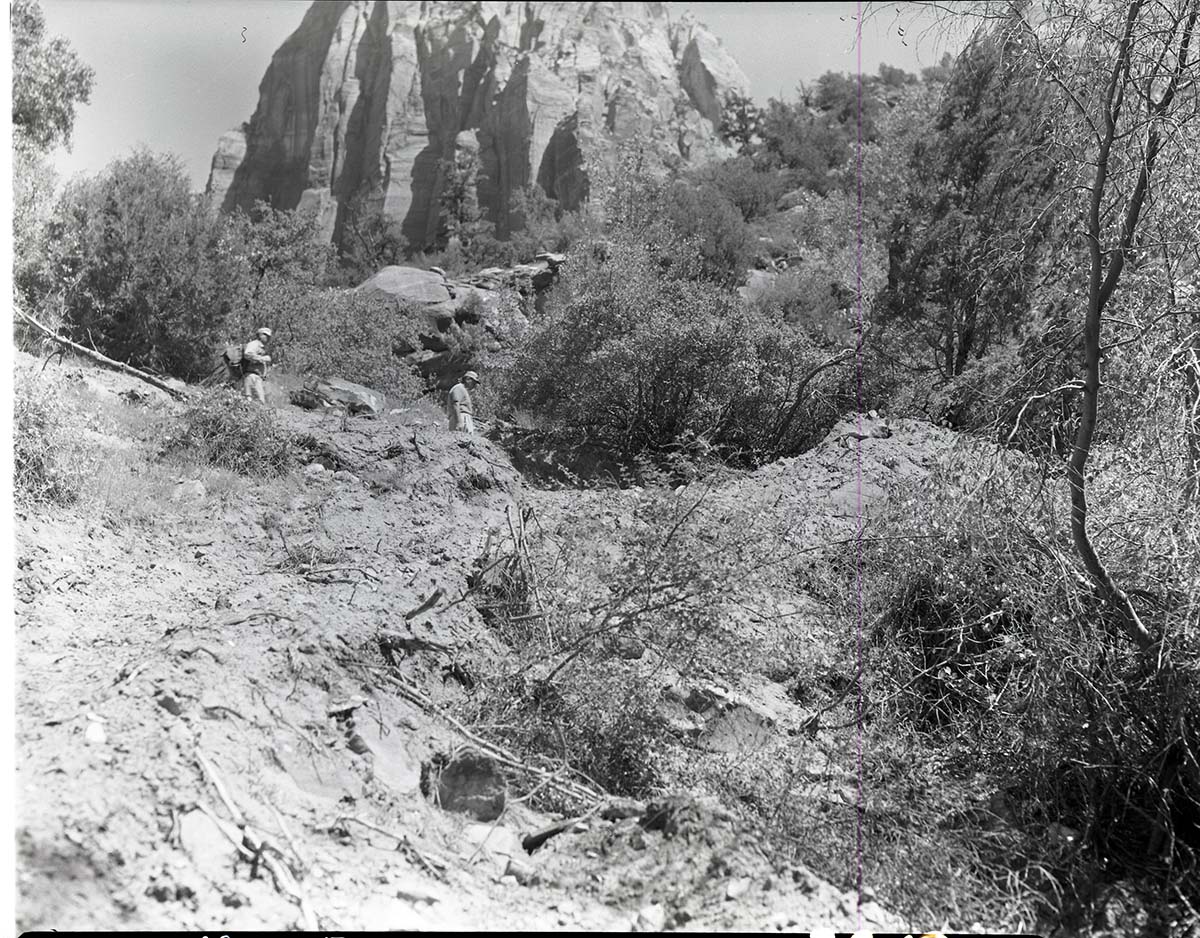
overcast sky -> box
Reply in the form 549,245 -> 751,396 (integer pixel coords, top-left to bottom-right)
36,1 -> 969,191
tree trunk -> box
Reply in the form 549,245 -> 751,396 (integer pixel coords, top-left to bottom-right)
1067,0 -> 1155,651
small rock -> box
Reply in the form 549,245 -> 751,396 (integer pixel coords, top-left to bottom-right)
684,686 -> 719,713
635,903 -> 666,932
214,594 -> 232,610
504,857 -> 538,886
333,470 -> 360,484
725,877 -> 751,900
423,749 -> 506,821
84,722 -> 107,745
303,462 -> 327,478
347,733 -> 371,756
613,635 -> 645,660
171,480 -> 206,502
498,874 -> 519,887
156,693 -> 184,716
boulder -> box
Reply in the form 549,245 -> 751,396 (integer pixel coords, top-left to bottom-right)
313,379 -> 385,417
357,266 -> 452,306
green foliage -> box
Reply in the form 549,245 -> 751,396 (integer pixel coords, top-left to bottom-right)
14,371 -> 86,505
220,200 -> 335,299
876,23 -> 1061,382
499,235 -> 859,463
437,142 -> 493,252
238,279 -> 425,400
717,90 -> 762,156
45,149 -> 239,379
812,442 -> 1200,927
11,0 -> 94,151
692,156 -> 787,222
13,134 -> 59,312
335,191 -> 409,284
162,389 -> 295,476
662,180 -> 753,286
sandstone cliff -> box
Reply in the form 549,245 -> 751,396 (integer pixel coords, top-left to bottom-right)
206,1 -> 748,251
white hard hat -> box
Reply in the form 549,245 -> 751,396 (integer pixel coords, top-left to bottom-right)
463,371 -> 479,382
257,327 -> 272,337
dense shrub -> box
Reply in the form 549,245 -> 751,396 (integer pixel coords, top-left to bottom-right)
43,150 -> 242,380
498,236 -> 863,464
692,156 -> 788,222
161,390 -> 295,476
14,372 -> 86,505
809,441 -> 1200,929
229,279 -> 425,400
661,180 -> 754,286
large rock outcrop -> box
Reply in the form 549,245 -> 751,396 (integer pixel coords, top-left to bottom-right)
206,1 -> 748,251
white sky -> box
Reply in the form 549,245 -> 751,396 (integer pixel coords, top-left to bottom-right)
35,1 -> 969,192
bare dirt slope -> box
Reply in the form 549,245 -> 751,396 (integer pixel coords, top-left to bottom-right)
14,355 -> 952,932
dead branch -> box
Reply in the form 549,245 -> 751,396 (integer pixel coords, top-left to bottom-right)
404,588 -> 445,621
521,806 -> 602,854
332,816 -> 447,878
377,630 -> 455,662
18,309 -> 189,401
196,750 -> 319,929
380,670 -> 603,807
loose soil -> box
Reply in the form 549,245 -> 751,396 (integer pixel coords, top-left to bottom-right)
15,354 -> 955,931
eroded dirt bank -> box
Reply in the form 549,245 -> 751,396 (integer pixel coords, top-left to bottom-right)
15,356 -> 952,931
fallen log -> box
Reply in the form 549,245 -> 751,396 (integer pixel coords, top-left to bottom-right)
18,311 -> 189,402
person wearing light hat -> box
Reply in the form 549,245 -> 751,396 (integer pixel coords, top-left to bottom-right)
447,370 -> 479,434
242,327 -> 273,404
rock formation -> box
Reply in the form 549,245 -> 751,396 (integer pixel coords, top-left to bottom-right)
207,1 -> 748,252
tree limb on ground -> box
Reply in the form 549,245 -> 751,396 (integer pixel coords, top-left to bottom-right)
18,310 -> 189,402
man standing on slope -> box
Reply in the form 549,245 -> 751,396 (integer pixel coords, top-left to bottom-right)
448,371 -> 479,434
242,327 -> 273,404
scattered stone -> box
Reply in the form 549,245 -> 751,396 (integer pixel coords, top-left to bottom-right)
171,480 -> 206,502
304,462 -> 328,478
600,798 -> 645,821
613,635 -> 645,660
504,857 -> 538,886
685,686 -> 720,713
214,593 -> 232,610
422,749 -> 506,821
155,693 -> 184,716
635,903 -> 666,932
84,721 -> 107,745
725,877 -> 751,900
333,470 -> 360,484
327,695 -> 367,718
347,733 -> 371,756
498,874 -> 519,888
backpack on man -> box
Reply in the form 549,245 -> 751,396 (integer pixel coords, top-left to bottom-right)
222,344 -> 246,382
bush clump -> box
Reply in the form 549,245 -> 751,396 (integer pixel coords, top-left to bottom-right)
498,235 -> 863,465
162,389 -> 295,475
14,372 -> 86,505
224,280 -> 425,402
810,441 -> 1200,930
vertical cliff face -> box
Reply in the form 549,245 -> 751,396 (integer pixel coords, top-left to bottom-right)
207,1 -> 749,252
